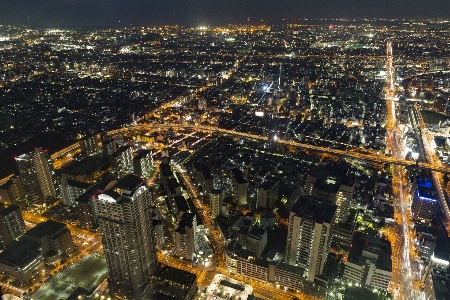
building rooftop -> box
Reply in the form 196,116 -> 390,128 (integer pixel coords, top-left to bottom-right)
0,204 -> 20,217
174,195 -> 189,213
0,238 -> 41,268
25,220 -> 67,239
114,174 -> 145,195
291,195 -> 337,224
134,149 -> 152,160
175,213 -> 196,234
152,266 -> 197,300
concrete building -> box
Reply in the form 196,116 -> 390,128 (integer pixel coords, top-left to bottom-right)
15,148 -> 56,206
75,189 -> 98,230
24,220 -> 75,260
175,213 -> 197,261
268,263 -> 304,292
226,251 -> 269,282
151,266 -> 198,300
152,219 -> 165,250
305,164 -> 355,224
210,189 -> 223,218
205,274 -> 253,300
110,145 -> 134,177
133,149 -> 153,179
231,169 -> 248,205
285,195 -> 337,282
0,204 -> 26,249
0,239 -> 45,285
343,232 -> 392,291
245,226 -> 267,258
173,195 -> 190,221
60,176 -> 92,207
79,135 -> 100,155
94,175 -> 159,299
257,180 -> 279,209
0,177 -> 24,204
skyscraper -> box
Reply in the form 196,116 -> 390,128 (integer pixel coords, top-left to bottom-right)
94,174 -> 158,299
15,148 -> 56,206
285,195 -> 336,282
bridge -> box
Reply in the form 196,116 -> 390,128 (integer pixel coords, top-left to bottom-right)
104,123 -> 450,174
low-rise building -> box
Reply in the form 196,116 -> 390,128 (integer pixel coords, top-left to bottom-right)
23,220 -> 75,260
0,238 -> 45,285
151,266 -> 198,300
343,232 -> 392,291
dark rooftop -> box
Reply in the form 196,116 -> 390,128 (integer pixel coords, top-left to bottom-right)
291,195 -> 337,224
25,220 -> 67,239
114,174 -> 144,194
0,238 -> 41,268
0,204 -> 21,216
134,149 -> 152,160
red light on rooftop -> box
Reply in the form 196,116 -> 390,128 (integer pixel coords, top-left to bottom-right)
365,241 -> 369,245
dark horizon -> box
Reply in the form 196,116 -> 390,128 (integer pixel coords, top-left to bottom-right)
1,0 -> 450,28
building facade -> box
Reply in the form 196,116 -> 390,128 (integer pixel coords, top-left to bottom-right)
285,195 -> 336,282
94,175 -> 159,299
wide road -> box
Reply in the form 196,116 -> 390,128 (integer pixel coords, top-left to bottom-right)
108,123 -> 450,173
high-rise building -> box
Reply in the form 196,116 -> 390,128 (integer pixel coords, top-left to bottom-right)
231,168 -> 248,205
94,175 -> 159,299
15,148 -> 56,206
32,148 -> 57,201
60,176 -> 92,207
175,213 -> 197,261
0,204 -> 26,249
285,195 -> 336,282
305,165 -> 354,224
133,149 -> 153,179
210,189 -> 223,218
110,145 -> 134,177
257,180 -> 279,209
79,135 -> 100,155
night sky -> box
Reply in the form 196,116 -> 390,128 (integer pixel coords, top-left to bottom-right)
0,0 -> 449,27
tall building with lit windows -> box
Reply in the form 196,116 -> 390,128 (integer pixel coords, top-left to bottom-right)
133,149 -> 153,179
94,174 -> 159,299
15,147 -> 56,206
285,195 -> 336,282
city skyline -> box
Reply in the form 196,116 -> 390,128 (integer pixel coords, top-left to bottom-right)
1,0 -> 450,27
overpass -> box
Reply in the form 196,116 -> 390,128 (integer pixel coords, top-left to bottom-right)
106,123 -> 450,174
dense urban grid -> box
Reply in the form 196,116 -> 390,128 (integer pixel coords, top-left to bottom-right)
1,19 -> 450,300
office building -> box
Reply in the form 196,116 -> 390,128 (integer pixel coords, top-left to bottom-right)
257,180 -> 279,209
151,266 -> 198,300
210,189 -> 223,218
133,149 -> 154,179
175,213 -> 197,261
411,176 -> 438,223
285,195 -> 336,282
94,174 -> 158,299
343,232 -> 392,291
0,204 -> 26,249
0,239 -> 44,285
24,220 -> 75,259
60,176 -> 92,207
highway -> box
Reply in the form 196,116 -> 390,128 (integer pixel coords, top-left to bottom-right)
107,123 -> 450,173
